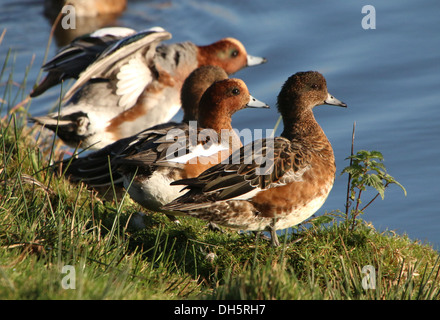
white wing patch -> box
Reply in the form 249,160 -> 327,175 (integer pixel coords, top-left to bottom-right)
89,27 -> 135,38
165,143 -> 229,164
116,58 -> 152,109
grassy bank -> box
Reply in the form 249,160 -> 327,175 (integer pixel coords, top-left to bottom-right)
1,38 -> 439,300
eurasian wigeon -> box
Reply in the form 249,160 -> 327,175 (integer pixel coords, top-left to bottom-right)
163,71 -> 347,246
60,66 -> 269,216
60,65 -> 230,188
30,27 -> 267,150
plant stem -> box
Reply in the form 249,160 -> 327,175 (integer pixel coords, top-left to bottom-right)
345,122 -> 356,219
351,188 -> 363,231
360,181 -> 390,212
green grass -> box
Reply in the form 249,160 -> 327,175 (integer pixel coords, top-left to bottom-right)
1,36 -> 440,300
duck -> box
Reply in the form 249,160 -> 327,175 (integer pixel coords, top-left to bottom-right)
31,27 -> 267,150
162,71 -> 347,246
60,65 -> 269,215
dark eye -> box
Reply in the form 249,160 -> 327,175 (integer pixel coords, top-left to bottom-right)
232,88 -> 240,95
311,84 -> 319,89
231,50 -> 239,58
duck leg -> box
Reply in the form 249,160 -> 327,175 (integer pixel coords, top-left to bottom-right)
207,221 -> 224,232
269,218 -> 280,247
166,214 -> 180,224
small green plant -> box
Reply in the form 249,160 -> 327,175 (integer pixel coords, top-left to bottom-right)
341,126 -> 406,230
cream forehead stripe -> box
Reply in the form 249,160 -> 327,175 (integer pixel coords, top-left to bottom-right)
222,37 -> 247,54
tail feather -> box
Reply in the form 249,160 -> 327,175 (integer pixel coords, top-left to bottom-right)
30,115 -> 75,128
30,73 -> 65,97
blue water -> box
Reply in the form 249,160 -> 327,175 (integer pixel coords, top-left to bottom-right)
1,0 -> 439,249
